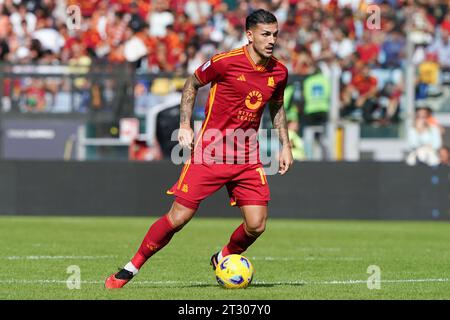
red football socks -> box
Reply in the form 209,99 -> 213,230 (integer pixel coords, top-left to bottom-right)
131,214 -> 177,269
129,219 -> 259,270
221,223 -> 258,256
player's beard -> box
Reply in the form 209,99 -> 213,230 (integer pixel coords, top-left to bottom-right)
256,44 -> 273,59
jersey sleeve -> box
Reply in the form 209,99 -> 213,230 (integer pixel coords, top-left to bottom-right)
194,56 -> 225,85
271,71 -> 288,103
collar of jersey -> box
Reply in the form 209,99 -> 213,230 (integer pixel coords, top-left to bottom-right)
243,45 -> 270,72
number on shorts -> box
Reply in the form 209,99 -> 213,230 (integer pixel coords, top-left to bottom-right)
255,168 -> 267,185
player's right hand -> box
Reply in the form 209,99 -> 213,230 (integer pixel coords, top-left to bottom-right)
278,146 -> 293,175
178,126 -> 194,150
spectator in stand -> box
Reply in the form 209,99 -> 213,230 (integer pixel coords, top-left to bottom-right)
287,117 -> 306,162
378,80 -> 402,124
405,4 -> 434,46
9,3 -> 36,38
21,78 -> 46,112
148,0 -> 174,38
301,65 -> 331,127
422,105 -> 446,137
128,1 -> 146,33
173,12 -> 197,48
32,14 -> 65,55
427,28 -> 450,70
184,0 -> 212,26
440,10 -> 450,33
0,8 -> 11,39
222,24 -> 247,51
380,29 -> 405,69
406,107 -> 442,166
292,46 -> 314,76
183,42 -> 206,74
163,24 -> 184,70
341,64 -> 379,123
147,37 -> 178,72
123,25 -> 149,67
68,41 -> 92,112
416,52 -> 441,100
331,26 -> 354,65
356,31 -> 380,68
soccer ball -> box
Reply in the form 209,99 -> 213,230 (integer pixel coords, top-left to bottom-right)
215,254 -> 254,289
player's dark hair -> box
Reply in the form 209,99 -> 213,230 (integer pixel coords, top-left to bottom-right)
246,9 -> 277,30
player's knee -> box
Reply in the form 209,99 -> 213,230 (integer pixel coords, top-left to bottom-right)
167,212 -> 191,230
245,220 -> 266,236
167,205 -> 196,230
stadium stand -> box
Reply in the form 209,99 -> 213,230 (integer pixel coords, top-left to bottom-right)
0,0 -> 449,161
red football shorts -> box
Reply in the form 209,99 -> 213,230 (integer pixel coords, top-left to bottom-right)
167,162 -> 270,210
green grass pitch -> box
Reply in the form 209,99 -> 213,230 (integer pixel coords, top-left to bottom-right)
0,216 -> 449,299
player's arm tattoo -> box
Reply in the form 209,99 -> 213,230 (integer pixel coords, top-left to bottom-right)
269,100 -> 290,148
180,75 -> 203,127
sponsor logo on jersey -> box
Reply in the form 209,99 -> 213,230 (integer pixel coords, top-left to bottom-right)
245,90 -> 263,110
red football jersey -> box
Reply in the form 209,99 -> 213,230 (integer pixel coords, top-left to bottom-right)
192,45 -> 288,164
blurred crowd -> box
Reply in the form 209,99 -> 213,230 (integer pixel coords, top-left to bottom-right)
0,0 -> 450,127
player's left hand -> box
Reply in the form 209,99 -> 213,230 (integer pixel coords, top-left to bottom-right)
278,146 -> 293,175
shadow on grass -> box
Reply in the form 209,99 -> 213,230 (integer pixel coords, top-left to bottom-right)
252,282 -> 306,288
132,281 -> 306,289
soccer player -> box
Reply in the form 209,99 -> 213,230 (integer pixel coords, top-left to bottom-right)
105,9 -> 293,289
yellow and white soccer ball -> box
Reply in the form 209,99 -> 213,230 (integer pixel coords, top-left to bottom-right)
215,254 -> 254,289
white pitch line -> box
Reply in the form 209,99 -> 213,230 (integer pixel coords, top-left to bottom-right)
0,278 -> 448,286
263,278 -> 450,285
2,255 -> 362,262
250,256 -> 363,261
0,279 -> 102,284
2,255 -> 118,260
